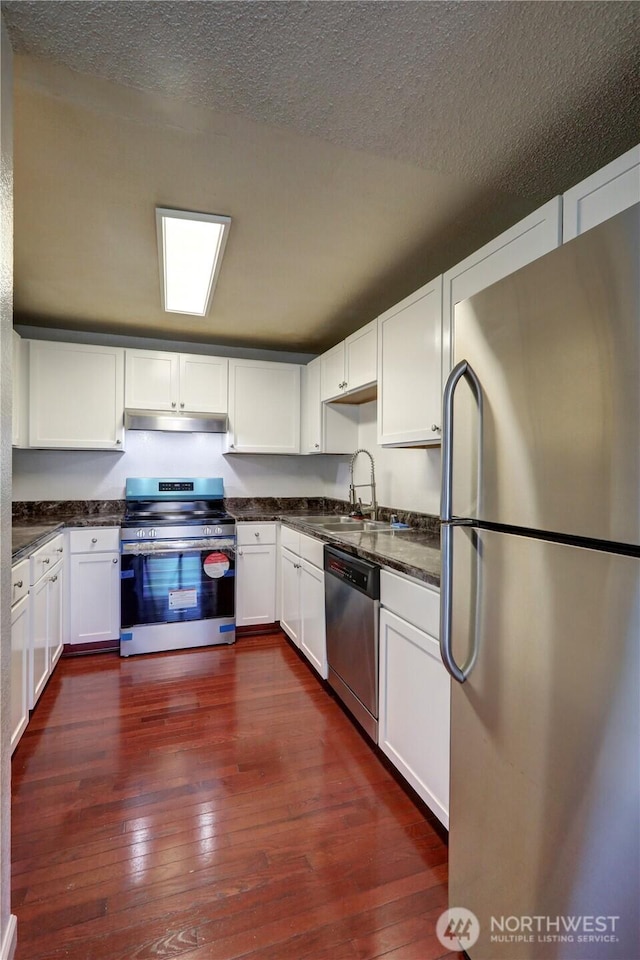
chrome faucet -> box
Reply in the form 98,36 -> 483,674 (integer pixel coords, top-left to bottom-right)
349,448 -> 377,520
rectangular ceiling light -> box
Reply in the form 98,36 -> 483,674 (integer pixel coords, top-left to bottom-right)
156,208 -> 231,316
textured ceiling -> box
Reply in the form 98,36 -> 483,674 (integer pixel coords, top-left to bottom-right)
3,1 -> 640,351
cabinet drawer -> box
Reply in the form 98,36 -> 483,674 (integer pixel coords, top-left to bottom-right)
236,522 -> 277,546
11,559 -> 29,605
380,569 -> 440,639
280,524 -> 301,554
69,527 -> 120,554
30,534 -> 65,585
299,533 -> 323,569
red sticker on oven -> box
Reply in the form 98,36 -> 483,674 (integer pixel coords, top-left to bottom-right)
203,552 -> 229,579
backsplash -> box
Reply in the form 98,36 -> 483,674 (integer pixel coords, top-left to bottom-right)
12,496 -> 440,533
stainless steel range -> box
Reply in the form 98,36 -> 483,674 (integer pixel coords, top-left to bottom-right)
119,478 -> 236,657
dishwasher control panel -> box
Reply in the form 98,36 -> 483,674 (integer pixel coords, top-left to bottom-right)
324,546 -> 380,598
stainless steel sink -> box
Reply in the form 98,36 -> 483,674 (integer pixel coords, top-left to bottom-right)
319,519 -> 390,532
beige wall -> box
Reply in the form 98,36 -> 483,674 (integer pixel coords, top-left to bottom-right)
0,16 -> 16,960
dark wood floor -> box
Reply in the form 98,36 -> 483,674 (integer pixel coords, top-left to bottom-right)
11,632 -> 462,960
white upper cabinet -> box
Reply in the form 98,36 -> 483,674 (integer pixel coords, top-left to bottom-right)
442,197 -> 562,381
320,342 -> 346,402
12,330 -> 29,448
377,276 -> 443,447
125,349 -> 228,414
227,359 -> 301,454
562,144 -> 640,242
29,341 -> 125,450
301,357 -> 358,455
320,319 -> 377,402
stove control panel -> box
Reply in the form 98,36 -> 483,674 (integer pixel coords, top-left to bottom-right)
136,528 -> 157,538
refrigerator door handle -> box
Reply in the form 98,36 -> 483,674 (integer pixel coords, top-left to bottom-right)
440,359 -> 483,683
440,520 -> 467,683
440,359 -> 482,523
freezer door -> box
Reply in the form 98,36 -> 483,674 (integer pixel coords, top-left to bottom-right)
449,525 -> 639,960
451,205 -> 639,546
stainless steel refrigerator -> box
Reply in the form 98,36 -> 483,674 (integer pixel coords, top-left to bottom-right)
440,204 -> 639,960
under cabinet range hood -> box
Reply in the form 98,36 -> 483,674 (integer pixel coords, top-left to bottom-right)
124,410 -> 228,433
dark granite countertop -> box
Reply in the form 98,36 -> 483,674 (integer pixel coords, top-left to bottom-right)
276,515 -> 441,588
12,523 -> 65,563
12,501 -> 125,561
12,497 -> 440,586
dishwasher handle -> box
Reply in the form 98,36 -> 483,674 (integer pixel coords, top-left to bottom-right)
323,545 -> 380,599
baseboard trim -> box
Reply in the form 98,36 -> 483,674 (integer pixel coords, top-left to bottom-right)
236,622 -> 280,637
1,914 -> 17,960
62,639 -> 120,656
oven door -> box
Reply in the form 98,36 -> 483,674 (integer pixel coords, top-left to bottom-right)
120,538 -> 235,629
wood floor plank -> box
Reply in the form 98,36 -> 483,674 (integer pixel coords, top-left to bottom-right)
12,633 -> 461,960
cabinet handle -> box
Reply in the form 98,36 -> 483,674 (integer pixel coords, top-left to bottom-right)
14,580 -> 23,589
91,537 -> 98,544
229,443 -> 235,449
180,402 -> 185,409
431,424 -> 441,432
254,532 -> 260,538
238,547 -> 243,556
112,558 -> 118,564
50,575 -> 58,583
314,443 -> 320,449
171,402 -> 177,408
57,547 -> 64,552
43,557 -> 50,565
116,439 -> 122,444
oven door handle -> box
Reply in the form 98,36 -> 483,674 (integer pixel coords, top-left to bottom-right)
121,539 -> 236,556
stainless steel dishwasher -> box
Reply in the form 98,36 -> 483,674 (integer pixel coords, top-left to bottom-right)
324,545 -> 380,741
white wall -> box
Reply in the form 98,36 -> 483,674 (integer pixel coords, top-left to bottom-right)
0,17 -> 16,959
12,400 -> 441,513
12,431 -> 344,501
322,400 -> 442,515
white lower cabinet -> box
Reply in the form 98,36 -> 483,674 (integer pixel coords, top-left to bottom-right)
280,547 -> 302,645
28,534 -> 66,710
11,560 -> 30,753
279,525 -> 327,678
378,570 -> 449,827
68,528 -> 120,646
47,560 -> 64,671
299,560 -> 326,677
235,523 -> 277,626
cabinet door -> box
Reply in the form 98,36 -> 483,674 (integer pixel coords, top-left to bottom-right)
377,277 -> 443,447
301,359 -> 322,453
69,553 -> 120,645
228,360 -> 301,454
125,349 -> 179,411
320,343 -> 345,401
345,319 -> 377,393
236,545 -> 276,626
279,548 -> 301,646
302,359 -> 358,455
442,197 -> 561,382
29,341 -> 125,450
30,574 -> 49,709
11,595 -> 29,753
379,608 -> 450,827
179,354 -> 228,414
12,330 -> 29,447
47,561 -> 64,670
300,560 -> 327,678
563,145 -> 640,242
